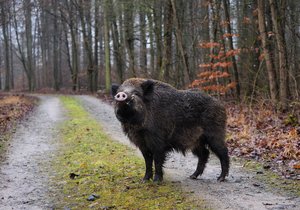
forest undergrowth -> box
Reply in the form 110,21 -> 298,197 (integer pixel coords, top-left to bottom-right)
226,101 -> 300,180
0,92 -> 36,156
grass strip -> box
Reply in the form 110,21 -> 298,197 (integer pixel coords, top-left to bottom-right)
53,96 -> 205,209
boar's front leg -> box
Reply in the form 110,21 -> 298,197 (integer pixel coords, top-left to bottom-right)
140,148 -> 153,181
153,152 -> 166,182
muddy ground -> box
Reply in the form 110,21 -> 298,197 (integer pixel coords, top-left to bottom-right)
0,95 -> 299,210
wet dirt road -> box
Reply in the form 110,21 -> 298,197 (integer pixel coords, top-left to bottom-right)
0,96 -> 64,210
0,95 -> 299,210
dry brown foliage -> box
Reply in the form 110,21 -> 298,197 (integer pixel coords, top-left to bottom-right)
226,102 -> 300,179
0,93 -> 36,133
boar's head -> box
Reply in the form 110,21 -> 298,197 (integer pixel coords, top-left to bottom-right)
111,79 -> 154,125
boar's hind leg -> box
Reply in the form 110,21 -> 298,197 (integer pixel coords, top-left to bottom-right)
190,139 -> 210,179
141,149 -> 154,181
153,152 -> 167,182
207,135 -> 229,182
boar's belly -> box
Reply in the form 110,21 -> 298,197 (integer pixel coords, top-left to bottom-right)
168,126 -> 203,151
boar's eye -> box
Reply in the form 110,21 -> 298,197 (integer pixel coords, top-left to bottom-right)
132,91 -> 142,98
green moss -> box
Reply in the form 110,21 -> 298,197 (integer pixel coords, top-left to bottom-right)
52,96 -> 205,209
0,127 -> 16,160
243,160 -> 300,197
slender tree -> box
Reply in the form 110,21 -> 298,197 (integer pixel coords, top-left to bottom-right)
222,0 -> 240,99
269,0 -> 288,110
104,0 -> 111,93
171,0 -> 190,84
1,0 -> 10,90
257,0 -> 277,103
162,0 -> 173,82
111,1 -> 124,83
123,0 -> 136,77
139,3 -> 147,77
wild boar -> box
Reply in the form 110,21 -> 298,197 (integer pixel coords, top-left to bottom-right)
111,78 -> 229,182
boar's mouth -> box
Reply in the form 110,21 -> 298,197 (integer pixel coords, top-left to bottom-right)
115,102 -> 144,125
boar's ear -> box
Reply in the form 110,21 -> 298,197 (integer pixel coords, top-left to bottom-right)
111,84 -> 119,96
141,80 -> 154,97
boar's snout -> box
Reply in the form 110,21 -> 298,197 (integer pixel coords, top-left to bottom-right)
115,91 -> 128,102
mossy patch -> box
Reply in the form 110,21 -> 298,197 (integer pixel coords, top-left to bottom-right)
243,160 -> 300,197
52,96 -> 205,209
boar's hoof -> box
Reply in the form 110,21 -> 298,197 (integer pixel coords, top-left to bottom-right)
153,175 -> 163,183
217,175 -> 226,182
142,174 -> 153,183
115,92 -> 127,101
189,174 -> 198,180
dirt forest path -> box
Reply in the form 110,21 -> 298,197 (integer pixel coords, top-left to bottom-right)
0,96 -> 65,210
0,95 -> 299,210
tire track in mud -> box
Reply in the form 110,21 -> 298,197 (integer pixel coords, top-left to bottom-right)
0,96 -> 64,210
76,95 -> 300,210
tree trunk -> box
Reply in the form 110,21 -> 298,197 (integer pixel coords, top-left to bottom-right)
104,0 -> 111,93
1,1 -> 10,91
257,0 -> 278,103
9,21 -> 14,89
124,0 -> 136,77
147,12 -> 155,76
53,0 -> 60,91
222,0 -> 240,99
78,0 -> 95,92
0,41 -> 2,89
288,0 -> 300,100
139,10 -> 147,76
94,0 -> 100,91
111,1 -> 124,83
162,0 -> 173,82
269,0 -> 288,110
153,1 -> 163,79
25,0 -> 35,91
171,0 -> 190,84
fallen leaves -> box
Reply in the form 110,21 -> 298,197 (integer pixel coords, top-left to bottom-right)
293,163 -> 300,170
226,102 -> 300,179
0,93 -> 36,133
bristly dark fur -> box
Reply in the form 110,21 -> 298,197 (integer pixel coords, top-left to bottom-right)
112,78 -> 229,182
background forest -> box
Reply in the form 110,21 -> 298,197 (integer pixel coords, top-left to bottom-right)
0,0 -> 300,110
